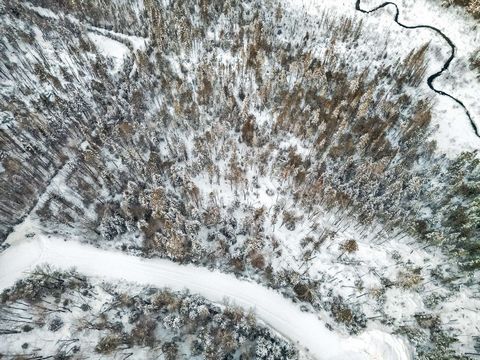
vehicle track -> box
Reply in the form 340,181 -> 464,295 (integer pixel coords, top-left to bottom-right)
355,0 -> 480,138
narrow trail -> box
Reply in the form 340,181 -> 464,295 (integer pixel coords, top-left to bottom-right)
0,236 -> 413,360
355,0 -> 480,138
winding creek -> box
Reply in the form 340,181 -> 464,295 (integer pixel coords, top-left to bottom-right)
355,0 -> 480,138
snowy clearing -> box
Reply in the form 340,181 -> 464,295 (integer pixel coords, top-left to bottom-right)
86,32 -> 129,73
0,236 -> 413,360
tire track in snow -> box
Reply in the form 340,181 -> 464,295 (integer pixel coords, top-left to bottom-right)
0,236 -> 413,360
355,0 -> 480,138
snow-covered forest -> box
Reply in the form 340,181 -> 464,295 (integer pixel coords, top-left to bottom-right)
0,0 -> 479,358
1,266 -> 300,359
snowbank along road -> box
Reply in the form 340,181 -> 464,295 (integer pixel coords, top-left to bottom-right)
355,0 -> 480,138
0,236 -> 413,360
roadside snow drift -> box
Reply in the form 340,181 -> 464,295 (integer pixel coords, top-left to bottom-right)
0,236 -> 413,360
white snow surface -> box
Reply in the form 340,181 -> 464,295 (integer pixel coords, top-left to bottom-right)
25,4 -> 59,19
0,235 -> 413,360
283,0 -> 480,155
87,32 -> 129,73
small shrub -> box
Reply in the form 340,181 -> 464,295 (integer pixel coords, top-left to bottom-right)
152,290 -> 177,310
329,296 -> 367,334
130,318 -> 157,347
332,304 -> 353,324
414,313 -> 441,330
22,325 -> 33,332
162,341 -> 178,360
293,282 -> 313,303
49,317 -> 64,332
340,239 -> 358,253
229,257 -> 245,273
250,252 -> 266,270
397,270 -> 423,289
95,334 -> 122,354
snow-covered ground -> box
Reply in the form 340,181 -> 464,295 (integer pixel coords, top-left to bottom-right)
86,32 -> 129,73
2,1 -> 479,358
284,0 -> 480,155
360,0 -> 480,154
0,235 -> 413,360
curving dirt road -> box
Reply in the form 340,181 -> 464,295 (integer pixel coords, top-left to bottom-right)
0,236 -> 413,360
355,0 -> 480,138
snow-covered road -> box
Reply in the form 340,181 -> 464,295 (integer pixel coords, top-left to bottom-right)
0,236 -> 412,360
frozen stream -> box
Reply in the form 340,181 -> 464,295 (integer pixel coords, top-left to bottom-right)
355,0 -> 480,138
